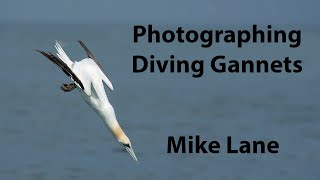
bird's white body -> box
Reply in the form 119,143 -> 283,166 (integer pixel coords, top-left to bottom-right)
38,41 -> 138,162
74,59 -> 117,129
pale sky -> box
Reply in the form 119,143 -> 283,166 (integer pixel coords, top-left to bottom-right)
1,0 -> 319,25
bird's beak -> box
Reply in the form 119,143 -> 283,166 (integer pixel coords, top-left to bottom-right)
125,146 -> 138,163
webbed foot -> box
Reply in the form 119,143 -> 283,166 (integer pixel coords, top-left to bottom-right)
60,83 -> 76,92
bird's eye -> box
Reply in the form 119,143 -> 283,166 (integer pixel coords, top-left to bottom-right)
123,143 -> 131,148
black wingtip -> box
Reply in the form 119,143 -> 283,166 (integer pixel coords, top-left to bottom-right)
34,49 -> 43,54
34,47 -> 85,91
78,40 -> 85,48
78,40 -> 96,60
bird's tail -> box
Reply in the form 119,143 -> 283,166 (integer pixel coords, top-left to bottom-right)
54,41 -> 73,67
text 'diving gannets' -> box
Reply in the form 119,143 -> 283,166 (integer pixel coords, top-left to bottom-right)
35,41 -> 138,162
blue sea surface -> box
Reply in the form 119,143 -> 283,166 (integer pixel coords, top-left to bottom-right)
0,24 -> 319,179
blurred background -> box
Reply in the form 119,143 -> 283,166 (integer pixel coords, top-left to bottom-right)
0,1 -> 319,179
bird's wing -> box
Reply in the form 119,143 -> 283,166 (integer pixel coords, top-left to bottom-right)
100,70 -> 113,91
91,77 -> 108,102
35,50 -> 85,90
78,40 -> 114,91
78,40 -> 101,70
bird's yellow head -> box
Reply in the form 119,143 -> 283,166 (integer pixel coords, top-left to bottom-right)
118,134 -> 138,163
113,126 -> 138,163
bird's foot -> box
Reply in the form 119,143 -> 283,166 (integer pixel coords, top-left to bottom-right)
60,83 -> 76,92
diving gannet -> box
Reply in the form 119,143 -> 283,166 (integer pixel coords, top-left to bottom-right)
35,41 -> 138,162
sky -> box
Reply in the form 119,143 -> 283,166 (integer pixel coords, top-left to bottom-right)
1,0 -> 319,25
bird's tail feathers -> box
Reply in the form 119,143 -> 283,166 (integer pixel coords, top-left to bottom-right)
54,41 -> 73,67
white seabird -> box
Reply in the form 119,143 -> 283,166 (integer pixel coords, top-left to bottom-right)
35,41 -> 138,162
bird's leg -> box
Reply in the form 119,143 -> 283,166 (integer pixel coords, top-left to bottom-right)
60,83 -> 76,92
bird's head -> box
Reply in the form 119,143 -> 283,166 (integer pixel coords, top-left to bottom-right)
117,134 -> 138,163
